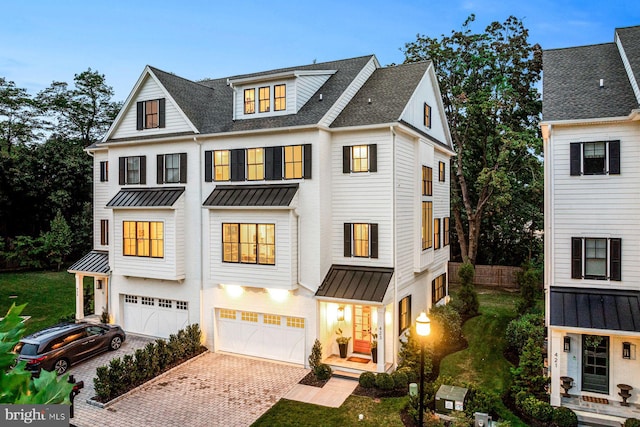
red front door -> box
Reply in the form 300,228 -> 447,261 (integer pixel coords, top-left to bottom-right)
353,305 -> 371,353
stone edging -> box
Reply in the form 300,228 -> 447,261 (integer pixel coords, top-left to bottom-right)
85,350 -> 210,409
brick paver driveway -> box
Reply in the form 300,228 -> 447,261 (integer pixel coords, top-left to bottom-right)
72,352 -> 308,427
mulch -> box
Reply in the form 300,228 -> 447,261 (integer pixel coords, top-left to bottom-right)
298,371 -> 329,388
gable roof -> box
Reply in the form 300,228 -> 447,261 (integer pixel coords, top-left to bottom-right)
542,25 -> 640,122
331,61 -> 431,127
104,56 -> 376,143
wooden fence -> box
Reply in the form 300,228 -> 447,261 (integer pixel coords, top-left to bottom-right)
448,262 -> 522,289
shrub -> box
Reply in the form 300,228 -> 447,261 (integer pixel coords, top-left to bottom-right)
359,371 -> 376,388
391,370 -> 409,390
397,366 -> 418,384
515,261 -> 542,314
520,395 -> 552,422
375,372 -> 395,390
397,327 -> 433,381
464,386 -> 498,419
100,310 -> 110,324
510,337 -> 548,399
94,366 -> 110,402
309,339 -> 322,371
625,419 -> 640,427
505,313 -> 544,353
552,406 -> 578,427
429,304 -> 463,348
457,262 -> 479,317
314,363 -> 332,381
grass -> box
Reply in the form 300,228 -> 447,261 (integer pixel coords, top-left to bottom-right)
0,270 -> 76,334
252,395 -> 408,427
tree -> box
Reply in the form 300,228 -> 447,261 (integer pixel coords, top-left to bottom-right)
403,15 -> 543,265
0,78 -> 44,153
0,304 -> 73,404
38,68 -> 121,146
455,261 -> 479,317
42,210 -> 73,271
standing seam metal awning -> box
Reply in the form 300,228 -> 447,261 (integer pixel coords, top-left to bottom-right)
106,187 -> 185,208
315,264 -> 394,303
67,250 -> 109,275
550,286 -> 640,332
203,184 -> 298,207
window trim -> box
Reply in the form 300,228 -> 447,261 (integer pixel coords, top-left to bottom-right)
443,217 -> 450,247
100,161 -> 108,182
571,237 -> 621,281
258,86 -> 270,113
432,273 -> 447,304
274,84 -> 286,111
136,98 -> 165,130
343,144 -> 377,173
424,103 -> 432,128
222,222 -> 276,265
157,153 -> 187,184
214,150 -> 230,182
119,156 -> 146,185
434,218 -> 441,250
422,166 -> 432,196
100,219 -> 109,246
399,295 -> 411,336
570,140 -> 620,176
438,161 -> 445,182
122,221 -> 164,258
343,222 -> 378,258
422,201 -> 433,250
244,88 -> 255,114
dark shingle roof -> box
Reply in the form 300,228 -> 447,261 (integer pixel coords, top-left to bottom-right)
203,184 -> 298,207
543,42 -> 637,121
331,62 -> 430,127
550,287 -> 640,332
106,187 -> 185,208
68,250 -> 109,274
315,265 -> 394,303
616,26 -> 640,94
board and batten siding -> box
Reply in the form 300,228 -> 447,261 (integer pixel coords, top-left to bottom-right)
209,210 -> 297,290
111,203 -> 184,281
331,131 -> 393,266
550,122 -> 640,290
93,151 -> 110,250
110,76 -> 194,140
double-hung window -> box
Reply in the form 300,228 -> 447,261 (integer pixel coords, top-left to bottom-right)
247,148 -> 264,180
570,140 -> 620,176
344,223 -> 378,258
434,218 -> 441,250
136,99 -> 165,130
424,103 -> 432,128
571,237 -> 621,281
274,84 -> 286,111
443,217 -> 450,246
119,156 -> 146,185
399,295 -> 411,335
123,221 -> 164,258
343,144 -> 377,173
259,86 -> 270,112
439,161 -> 446,182
100,161 -> 108,182
244,89 -> 255,114
432,273 -> 447,304
214,150 -> 230,181
422,166 -> 432,196
222,223 -> 275,265
284,145 -> 303,179
157,153 -> 187,184
422,202 -> 433,250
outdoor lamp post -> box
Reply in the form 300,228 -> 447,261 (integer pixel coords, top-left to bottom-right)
416,311 -> 431,427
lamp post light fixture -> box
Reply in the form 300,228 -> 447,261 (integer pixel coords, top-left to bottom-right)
416,311 -> 431,427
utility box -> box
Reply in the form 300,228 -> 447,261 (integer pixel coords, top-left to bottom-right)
435,385 -> 468,414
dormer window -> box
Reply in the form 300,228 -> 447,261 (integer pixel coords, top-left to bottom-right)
244,89 -> 255,114
274,84 -> 286,111
136,99 -> 165,130
259,87 -> 270,112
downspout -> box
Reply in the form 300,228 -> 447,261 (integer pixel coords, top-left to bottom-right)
390,125 -> 398,368
194,136 -> 205,345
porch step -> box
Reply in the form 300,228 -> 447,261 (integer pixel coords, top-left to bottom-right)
332,370 -> 361,380
574,409 -> 625,427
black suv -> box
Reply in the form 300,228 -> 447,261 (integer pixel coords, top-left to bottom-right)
15,322 -> 126,375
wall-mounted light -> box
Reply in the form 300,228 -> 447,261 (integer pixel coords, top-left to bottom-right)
623,342 -> 632,359
222,284 -> 244,298
266,288 -> 289,302
96,280 -> 103,290
337,306 -> 345,322
564,336 -> 571,352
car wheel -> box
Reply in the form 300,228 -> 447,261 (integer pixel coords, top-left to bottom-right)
54,358 -> 69,375
109,336 -> 123,351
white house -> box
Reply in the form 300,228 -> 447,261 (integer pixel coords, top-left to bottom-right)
542,26 -> 640,424
68,55 -> 453,372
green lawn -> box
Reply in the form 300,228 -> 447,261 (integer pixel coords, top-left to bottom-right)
0,270 -> 76,334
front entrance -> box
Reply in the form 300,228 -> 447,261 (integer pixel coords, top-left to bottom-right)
353,305 -> 371,353
582,334 -> 609,394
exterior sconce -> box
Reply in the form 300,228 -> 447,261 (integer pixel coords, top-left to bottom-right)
96,280 -> 103,290
564,336 -> 571,352
623,342 -> 632,359
337,306 -> 345,322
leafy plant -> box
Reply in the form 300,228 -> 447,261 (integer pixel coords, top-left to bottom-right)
505,313 -> 544,353
397,327 -> 434,381
624,419 -> 640,427
370,332 -> 378,349
359,372 -> 376,388
100,309 -> 109,324
313,364 -> 332,381
308,339 -> 322,371
335,328 -> 351,345
429,304 -> 463,348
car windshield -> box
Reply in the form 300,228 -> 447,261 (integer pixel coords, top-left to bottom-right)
15,342 -> 39,356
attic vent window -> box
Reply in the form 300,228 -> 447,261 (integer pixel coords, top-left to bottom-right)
599,79 -> 604,88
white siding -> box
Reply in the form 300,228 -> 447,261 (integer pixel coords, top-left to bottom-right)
394,132 -> 418,289
93,151 -> 110,249
110,76 -> 194,140
549,122 -> 640,291
296,74 -> 332,112
233,78 -> 296,120
331,130 -> 393,266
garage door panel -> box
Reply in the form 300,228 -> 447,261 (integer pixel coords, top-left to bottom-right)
122,294 -> 189,339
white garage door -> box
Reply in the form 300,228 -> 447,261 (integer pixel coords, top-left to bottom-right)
123,295 -> 189,338
216,309 -> 305,364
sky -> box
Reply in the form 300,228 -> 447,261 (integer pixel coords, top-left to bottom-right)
1,0 -> 639,102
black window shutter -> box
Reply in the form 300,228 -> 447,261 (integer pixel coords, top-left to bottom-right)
431,279 -> 436,304
179,153 -> 187,183
273,146 -> 282,180
571,237 -> 582,279
570,143 -> 581,176
158,98 -> 166,128
343,223 -> 352,257
343,146 -> 351,173
609,140 -> 620,175
204,150 -> 213,182
136,102 -> 143,130
119,157 -> 126,185
139,156 -> 146,185
100,161 -> 107,182
231,149 -> 245,181
610,238 -> 621,281
369,144 -> 377,172
157,154 -> 164,184
303,144 -> 312,179
370,223 -> 378,258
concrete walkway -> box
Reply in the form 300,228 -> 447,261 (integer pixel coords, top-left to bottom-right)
283,377 -> 358,407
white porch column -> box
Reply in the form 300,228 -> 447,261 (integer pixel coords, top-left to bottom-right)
377,306 -> 386,373
75,274 -> 84,320
549,328 -> 562,406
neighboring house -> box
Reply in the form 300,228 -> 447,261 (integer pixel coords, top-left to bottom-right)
68,55 -> 453,372
542,26 -> 640,423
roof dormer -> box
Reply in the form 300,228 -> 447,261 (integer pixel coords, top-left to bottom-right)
228,70 -> 336,120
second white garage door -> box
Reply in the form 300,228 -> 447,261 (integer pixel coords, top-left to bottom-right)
216,309 -> 305,364
123,294 -> 189,338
